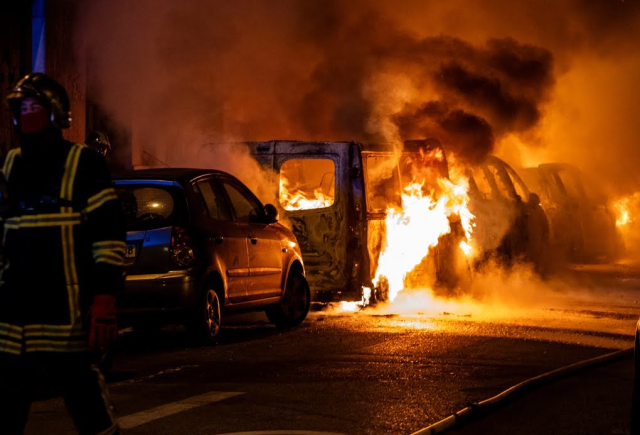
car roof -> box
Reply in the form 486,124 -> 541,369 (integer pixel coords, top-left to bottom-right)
112,168 -> 230,185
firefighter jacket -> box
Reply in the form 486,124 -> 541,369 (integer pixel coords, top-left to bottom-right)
0,138 -> 125,355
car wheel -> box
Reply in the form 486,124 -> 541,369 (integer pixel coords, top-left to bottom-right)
187,287 -> 222,343
266,272 -> 310,328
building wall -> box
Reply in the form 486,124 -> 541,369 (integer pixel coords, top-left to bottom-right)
0,2 -> 32,157
45,0 -> 85,145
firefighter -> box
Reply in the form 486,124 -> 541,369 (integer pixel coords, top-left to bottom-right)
0,73 -> 125,435
85,131 -> 111,158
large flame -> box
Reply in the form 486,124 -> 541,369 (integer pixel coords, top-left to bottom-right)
373,158 -> 475,302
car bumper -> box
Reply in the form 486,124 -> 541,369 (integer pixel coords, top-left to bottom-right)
117,270 -> 199,315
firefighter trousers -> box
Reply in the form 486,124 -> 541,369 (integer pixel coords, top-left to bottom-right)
0,352 -> 119,435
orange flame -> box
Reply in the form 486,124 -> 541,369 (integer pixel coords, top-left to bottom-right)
373,158 -> 475,302
614,196 -> 634,226
279,177 -> 334,211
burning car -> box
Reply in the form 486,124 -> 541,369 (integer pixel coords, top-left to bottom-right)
520,163 -> 622,262
247,138 -> 472,304
113,168 -> 310,342
465,156 -> 549,270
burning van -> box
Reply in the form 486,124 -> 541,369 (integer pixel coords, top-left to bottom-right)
247,139 -> 470,304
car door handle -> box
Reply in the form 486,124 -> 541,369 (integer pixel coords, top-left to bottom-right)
248,236 -> 258,245
214,236 -> 224,244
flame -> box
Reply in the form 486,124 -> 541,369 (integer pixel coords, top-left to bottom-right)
280,177 -> 334,210
373,158 -> 475,302
340,287 -> 372,311
614,196 -> 634,226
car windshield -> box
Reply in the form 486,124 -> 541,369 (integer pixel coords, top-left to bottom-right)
116,184 -> 188,230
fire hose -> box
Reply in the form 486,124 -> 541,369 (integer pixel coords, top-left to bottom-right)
410,346 -> 634,435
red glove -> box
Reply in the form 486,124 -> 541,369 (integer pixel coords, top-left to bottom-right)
89,294 -> 118,350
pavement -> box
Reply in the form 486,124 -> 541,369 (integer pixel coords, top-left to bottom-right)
441,355 -> 636,435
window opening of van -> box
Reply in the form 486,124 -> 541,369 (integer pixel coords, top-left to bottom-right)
279,159 -> 335,211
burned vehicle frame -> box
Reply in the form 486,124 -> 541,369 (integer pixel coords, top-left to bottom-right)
247,138 -> 464,304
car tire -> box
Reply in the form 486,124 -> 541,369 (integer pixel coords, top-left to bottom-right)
266,272 -> 310,328
186,287 -> 222,344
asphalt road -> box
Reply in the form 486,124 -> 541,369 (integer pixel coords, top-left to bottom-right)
23,262 -> 640,435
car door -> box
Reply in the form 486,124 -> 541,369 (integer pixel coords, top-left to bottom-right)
192,177 -> 249,304
219,176 -> 283,300
273,142 -> 350,300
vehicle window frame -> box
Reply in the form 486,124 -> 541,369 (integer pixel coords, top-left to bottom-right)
278,156 -> 338,212
485,162 -> 517,200
217,176 -> 266,223
192,176 -> 232,222
503,164 -> 531,202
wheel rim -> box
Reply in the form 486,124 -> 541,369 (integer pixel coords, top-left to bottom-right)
283,276 -> 309,320
205,289 -> 221,338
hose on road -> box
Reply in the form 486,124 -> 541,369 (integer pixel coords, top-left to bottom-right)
410,347 -> 634,435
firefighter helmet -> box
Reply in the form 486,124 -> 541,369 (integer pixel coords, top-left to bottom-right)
85,131 -> 112,157
6,73 -> 71,129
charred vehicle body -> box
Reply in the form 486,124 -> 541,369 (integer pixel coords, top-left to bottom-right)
466,156 -> 549,269
520,163 -> 622,262
247,139 -> 466,303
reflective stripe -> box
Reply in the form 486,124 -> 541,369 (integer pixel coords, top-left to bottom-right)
0,322 -> 23,339
0,340 -> 22,355
60,145 -> 83,202
61,224 -> 81,321
25,340 -> 88,352
24,324 -> 85,337
2,148 -> 21,180
93,241 -> 126,266
93,241 -> 126,250
84,188 -> 118,214
60,144 -> 84,323
4,212 -> 82,229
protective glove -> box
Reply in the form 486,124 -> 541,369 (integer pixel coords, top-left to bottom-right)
89,294 -> 118,350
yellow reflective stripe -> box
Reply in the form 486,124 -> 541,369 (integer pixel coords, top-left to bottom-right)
61,224 -> 81,322
60,145 -> 83,202
95,256 -> 126,266
0,322 -> 23,337
0,330 -> 22,340
4,212 -> 82,229
0,340 -> 22,354
25,341 -> 88,352
2,148 -> 21,179
84,188 -> 118,214
93,240 -> 126,265
24,324 -> 84,337
59,145 -> 83,324
93,241 -> 126,250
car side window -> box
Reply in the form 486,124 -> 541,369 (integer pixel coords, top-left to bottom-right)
222,180 -> 262,222
487,164 -> 513,199
471,167 -> 492,200
505,166 -> 530,202
195,179 -> 231,221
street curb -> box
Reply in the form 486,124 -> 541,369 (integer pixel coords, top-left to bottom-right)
410,347 -> 634,435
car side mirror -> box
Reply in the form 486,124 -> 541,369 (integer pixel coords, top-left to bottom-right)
529,192 -> 541,206
263,203 -> 279,223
